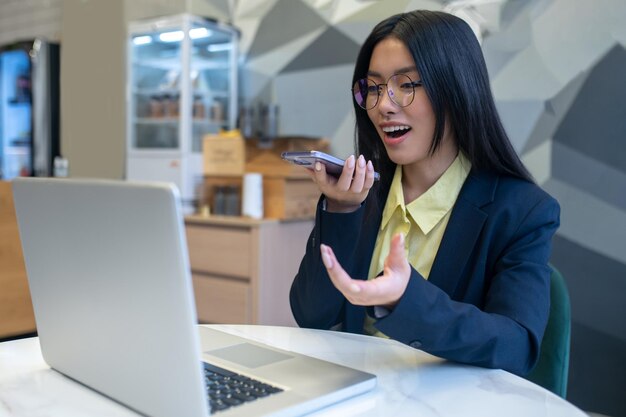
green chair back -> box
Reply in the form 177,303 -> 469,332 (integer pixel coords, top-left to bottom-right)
526,265 -> 571,398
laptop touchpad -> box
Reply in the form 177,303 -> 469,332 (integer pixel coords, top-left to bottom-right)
206,343 -> 293,368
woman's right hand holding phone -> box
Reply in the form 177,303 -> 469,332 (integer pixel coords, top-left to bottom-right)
309,154 -> 376,213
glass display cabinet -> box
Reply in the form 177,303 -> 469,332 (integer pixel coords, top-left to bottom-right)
127,14 -> 239,213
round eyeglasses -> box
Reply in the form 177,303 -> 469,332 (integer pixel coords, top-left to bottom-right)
352,74 -> 423,110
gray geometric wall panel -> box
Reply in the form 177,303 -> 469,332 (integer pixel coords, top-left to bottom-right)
246,0 -> 326,59
334,20 -> 380,45
481,3 -> 535,77
495,99 -> 545,152
553,44 -> 626,175
276,64 -> 354,141
500,0 -> 534,26
552,235 -> 626,342
483,46 -> 522,78
523,71 -> 588,154
281,26 -> 360,73
544,177 -> 626,266
552,142 -> 626,211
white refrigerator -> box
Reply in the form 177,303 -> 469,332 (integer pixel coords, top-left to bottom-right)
127,14 -> 239,213
0,39 -> 60,180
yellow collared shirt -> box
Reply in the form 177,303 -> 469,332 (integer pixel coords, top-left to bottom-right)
364,152 -> 471,337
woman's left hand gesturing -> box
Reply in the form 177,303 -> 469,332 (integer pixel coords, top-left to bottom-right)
320,233 -> 411,308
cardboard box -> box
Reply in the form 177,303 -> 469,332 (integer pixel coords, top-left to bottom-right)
203,134 -> 245,175
245,137 -> 330,177
263,175 -> 320,220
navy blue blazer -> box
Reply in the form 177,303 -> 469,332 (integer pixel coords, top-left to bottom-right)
289,169 -> 560,376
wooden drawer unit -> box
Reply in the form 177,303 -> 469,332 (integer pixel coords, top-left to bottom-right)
192,274 -> 250,324
264,176 -> 320,220
0,182 -> 36,339
186,223 -> 251,279
185,216 -> 313,327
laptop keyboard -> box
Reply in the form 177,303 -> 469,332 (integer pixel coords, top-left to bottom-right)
203,362 -> 284,413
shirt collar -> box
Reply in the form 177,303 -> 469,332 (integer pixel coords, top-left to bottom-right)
380,165 -> 405,230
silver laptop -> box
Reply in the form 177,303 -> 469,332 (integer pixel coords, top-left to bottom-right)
12,177 -> 376,417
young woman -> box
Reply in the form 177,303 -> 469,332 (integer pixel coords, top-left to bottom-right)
289,10 -> 560,376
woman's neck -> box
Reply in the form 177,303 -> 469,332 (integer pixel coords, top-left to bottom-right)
401,140 -> 459,204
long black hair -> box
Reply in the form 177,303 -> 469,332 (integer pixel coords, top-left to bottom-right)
353,10 -> 533,196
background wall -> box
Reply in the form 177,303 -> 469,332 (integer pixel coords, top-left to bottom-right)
60,0 -> 126,179
59,0 -> 190,180
0,0 -> 624,415
0,0 -> 62,46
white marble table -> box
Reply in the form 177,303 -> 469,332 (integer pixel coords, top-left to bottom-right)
0,324 -> 586,417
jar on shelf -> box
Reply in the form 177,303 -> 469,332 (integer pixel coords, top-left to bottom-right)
210,101 -> 223,122
238,106 -> 254,138
193,95 -> 205,119
213,186 -> 226,215
224,186 -> 240,216
164,94 -> 179,118
149,95 -> 164,118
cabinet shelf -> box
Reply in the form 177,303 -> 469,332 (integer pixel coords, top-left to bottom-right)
132,58 -> 230,71
133,88 -> 229,98
134,117 -> 225,126
134,117 -> 179,125
3,148 -> 29,156
133,88 -> 180,96
10,138 -> 31,147
8,97 -> 31,105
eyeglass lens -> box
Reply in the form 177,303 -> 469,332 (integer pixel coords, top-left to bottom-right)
352,74 -> 416,110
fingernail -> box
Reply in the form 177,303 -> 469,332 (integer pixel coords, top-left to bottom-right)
320,244 -> 333,268
315,162 -> 322,172
399,233 -> 405,246
367,160 -> 373,171
358,155 -> 365,167
347,155 -> 355,169
350,283 -> 361,293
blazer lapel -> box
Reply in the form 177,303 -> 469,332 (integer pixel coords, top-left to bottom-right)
428,171 -> 498,296
353,185 -> 390,279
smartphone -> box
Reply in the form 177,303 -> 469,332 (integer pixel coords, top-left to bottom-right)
281,150 -> 380,181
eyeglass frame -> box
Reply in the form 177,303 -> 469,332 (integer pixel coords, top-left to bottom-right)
352,74 -> 424,110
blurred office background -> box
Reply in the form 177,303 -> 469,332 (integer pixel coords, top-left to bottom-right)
0,0 -> 624,415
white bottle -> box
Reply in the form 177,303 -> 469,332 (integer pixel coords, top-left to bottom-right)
53,156 -> 69,177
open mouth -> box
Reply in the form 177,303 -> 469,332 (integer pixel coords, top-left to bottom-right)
382,125 -> 411,139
